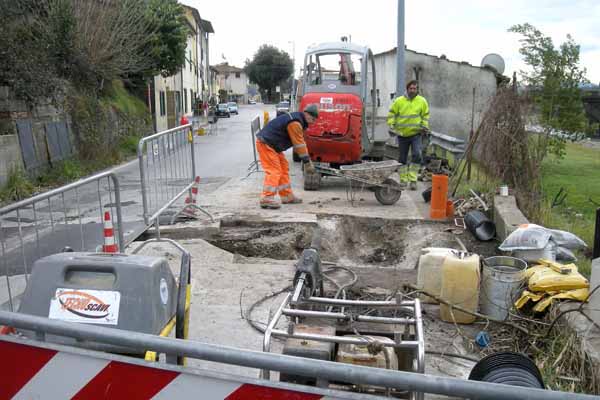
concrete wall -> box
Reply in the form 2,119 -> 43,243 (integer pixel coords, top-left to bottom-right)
374,48 -> 498,139
0,135 -> 23,186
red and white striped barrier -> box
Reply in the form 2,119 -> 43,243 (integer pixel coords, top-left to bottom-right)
0,340 -> 341,400
102,211 -> 118,253
184,176 -> 201,206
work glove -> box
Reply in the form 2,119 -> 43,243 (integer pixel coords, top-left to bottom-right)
304,161 -> 316,174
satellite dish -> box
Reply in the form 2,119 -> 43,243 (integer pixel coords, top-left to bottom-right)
481,53 -> 505,74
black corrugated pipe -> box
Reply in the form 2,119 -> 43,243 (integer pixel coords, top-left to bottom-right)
469,352 -> 544,389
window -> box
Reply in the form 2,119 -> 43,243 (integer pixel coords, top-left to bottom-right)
184,89 -> 188,113
306,52 -> 362,86
176,91 -> 181,112
159,91 -> 166,116
189,51 -> 192,72
235,72 -> 240,78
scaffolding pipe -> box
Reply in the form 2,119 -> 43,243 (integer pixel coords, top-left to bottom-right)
0,311 -> 596,400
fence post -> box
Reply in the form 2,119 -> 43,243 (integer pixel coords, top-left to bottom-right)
594,207 -> 600,260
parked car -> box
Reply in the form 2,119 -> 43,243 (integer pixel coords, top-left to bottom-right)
249,99 -> 256,105
215,103 -> 231,118
276,101 -> 290,116
227,102 -> 239,115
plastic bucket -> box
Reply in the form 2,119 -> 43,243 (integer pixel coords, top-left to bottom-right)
480,256 -> 527,321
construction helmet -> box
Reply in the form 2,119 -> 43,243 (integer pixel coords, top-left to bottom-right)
303,104 -> 319,119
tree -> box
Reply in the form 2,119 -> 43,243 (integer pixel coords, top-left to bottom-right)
0,0 -> 189,101
509,23 -> 588,158
245,45 -> 293,102
144,0 -> 189,78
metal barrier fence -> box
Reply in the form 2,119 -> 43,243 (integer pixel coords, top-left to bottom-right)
0,311 -> 596,400
0,171 -> 123,311
428,131 -> 466,158
245,115 -> 261,178
137,124 -> 201,226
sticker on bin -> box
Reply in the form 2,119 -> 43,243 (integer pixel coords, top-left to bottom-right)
48,289 -> 121,325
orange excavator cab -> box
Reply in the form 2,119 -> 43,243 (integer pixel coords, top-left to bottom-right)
295,41 -> 385,190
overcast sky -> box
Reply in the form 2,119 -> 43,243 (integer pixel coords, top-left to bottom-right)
182,0 -> 600,84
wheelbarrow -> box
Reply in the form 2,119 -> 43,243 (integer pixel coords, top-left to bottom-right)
315,160 -> 403,205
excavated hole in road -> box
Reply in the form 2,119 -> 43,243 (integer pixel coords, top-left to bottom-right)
202,214 -> 498,269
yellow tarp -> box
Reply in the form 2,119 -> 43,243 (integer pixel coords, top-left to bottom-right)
527,260 -> 588,292
515,288 -> 589,312
515,259 -> 589,313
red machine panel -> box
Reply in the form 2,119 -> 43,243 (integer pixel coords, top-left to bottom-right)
300,93 -> 363,164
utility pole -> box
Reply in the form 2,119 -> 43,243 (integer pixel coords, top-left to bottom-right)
396,0 -> 405,98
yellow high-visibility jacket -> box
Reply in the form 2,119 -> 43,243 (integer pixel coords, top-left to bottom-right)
387,95 -> 430,137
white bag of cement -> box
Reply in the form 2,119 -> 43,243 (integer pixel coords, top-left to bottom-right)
548,229 -> 587,250
555,246 -> 578,262
512,240 -> 556,263
499,224 -> 552,251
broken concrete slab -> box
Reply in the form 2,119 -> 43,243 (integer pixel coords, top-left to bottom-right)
493,195 -> 529,242
128,234 -> 485,392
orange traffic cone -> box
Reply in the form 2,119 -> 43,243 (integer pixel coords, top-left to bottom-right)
102,210 -> 118,253
184,176 -> 201,206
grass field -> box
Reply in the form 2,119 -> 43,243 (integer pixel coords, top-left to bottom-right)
540,142 -> 600,270
441,140 -> 599,275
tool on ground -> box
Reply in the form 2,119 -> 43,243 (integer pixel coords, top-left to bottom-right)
292,229 -> 324,304
264,230 -> 426,399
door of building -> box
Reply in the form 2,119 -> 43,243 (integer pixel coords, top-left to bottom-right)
166,91 -> 176,129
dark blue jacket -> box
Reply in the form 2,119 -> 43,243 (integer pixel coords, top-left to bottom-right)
256,112 -> 308,153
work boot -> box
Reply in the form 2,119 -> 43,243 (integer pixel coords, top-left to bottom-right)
409,181 -> 418,191
260,199 -> 281,209
281,194 -> 302,204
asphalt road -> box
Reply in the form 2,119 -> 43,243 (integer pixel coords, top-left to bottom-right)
0,104 -> 271,278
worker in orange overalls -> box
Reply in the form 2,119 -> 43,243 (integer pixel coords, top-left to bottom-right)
255,105 -> 319,209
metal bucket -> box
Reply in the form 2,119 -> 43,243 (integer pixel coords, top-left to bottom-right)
480,256 -> 527,320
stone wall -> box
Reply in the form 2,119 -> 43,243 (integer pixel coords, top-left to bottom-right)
0,135 -> 23,186
0,85 -> 152,182
0,85 -> 70,179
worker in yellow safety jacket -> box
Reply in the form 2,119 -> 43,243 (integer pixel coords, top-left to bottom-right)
387,80 -> 430,190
